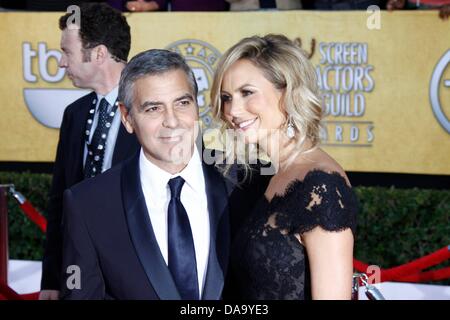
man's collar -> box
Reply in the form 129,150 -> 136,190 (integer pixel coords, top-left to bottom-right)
139,147 -> 205,199
96,86 -> 119,108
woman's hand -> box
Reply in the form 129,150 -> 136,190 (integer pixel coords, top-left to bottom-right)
39,289 -> 59,300
126,0 -> 159,12
439,5 -> 450,20
386,0 -> 406,10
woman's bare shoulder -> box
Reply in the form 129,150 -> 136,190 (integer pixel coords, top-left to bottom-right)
293,148 -> 351,186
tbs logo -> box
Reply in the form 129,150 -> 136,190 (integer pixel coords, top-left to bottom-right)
22,42 -> 88,129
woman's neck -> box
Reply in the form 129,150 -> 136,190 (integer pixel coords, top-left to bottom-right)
259,131 -> 312,173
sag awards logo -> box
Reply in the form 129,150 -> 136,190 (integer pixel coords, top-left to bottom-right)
165,39 -> 221,130
430,49 -> 450,134
315,41 -> 375,147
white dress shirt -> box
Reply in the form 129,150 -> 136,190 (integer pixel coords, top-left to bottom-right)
139,148 -> 210,298
83,86 -> 122,172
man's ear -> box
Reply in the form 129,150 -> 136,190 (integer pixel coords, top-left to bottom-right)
119,102 -> 134,134
94,45 -> 108,64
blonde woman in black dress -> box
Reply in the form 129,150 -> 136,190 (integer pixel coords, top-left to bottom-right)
211,34 -> 358,300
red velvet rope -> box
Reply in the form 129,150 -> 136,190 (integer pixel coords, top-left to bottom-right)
0,282 -> 23,300
2,188 -> 448,299
2,189 -> 46,300
0,282 -> 40,300
354,245 -> 450,282
397,267 -> 450,283
19,201 -> 47,233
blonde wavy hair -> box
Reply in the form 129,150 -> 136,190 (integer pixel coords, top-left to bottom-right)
210,34 -> 323,177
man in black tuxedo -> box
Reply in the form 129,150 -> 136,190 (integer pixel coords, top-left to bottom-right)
40,3 -> 140,299
60,49 -> 232,300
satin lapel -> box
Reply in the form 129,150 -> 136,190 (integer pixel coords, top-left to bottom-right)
121,153 -> 181,300
201,161 -> 230,300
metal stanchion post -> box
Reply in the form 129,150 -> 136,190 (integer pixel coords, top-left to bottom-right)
352,273 -> 360,300
0,186 -> 8,284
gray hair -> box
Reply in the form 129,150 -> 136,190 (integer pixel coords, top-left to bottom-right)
118,49 -> 198,110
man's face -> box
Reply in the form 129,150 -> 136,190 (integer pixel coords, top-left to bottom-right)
59,29 -> 96,89
121,69 -> 199,170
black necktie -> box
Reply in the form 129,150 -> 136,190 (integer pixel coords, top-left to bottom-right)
84,98 -> 109,178
167,176 -> 199,300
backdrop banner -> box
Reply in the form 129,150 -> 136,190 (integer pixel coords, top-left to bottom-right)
0,11 -> 449,174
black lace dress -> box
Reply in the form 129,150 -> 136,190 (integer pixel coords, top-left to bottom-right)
228,170 -> 358,300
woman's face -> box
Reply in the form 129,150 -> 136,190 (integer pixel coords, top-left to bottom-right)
220,59 -> 285,144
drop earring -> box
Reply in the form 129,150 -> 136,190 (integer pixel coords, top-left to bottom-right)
286,116 -> 295,139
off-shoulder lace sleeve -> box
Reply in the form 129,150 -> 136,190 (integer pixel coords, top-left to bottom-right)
271,170 -> 358,237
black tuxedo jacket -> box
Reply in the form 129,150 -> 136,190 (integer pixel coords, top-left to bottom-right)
41,92 -> 140,290
60,151 -> 231,300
